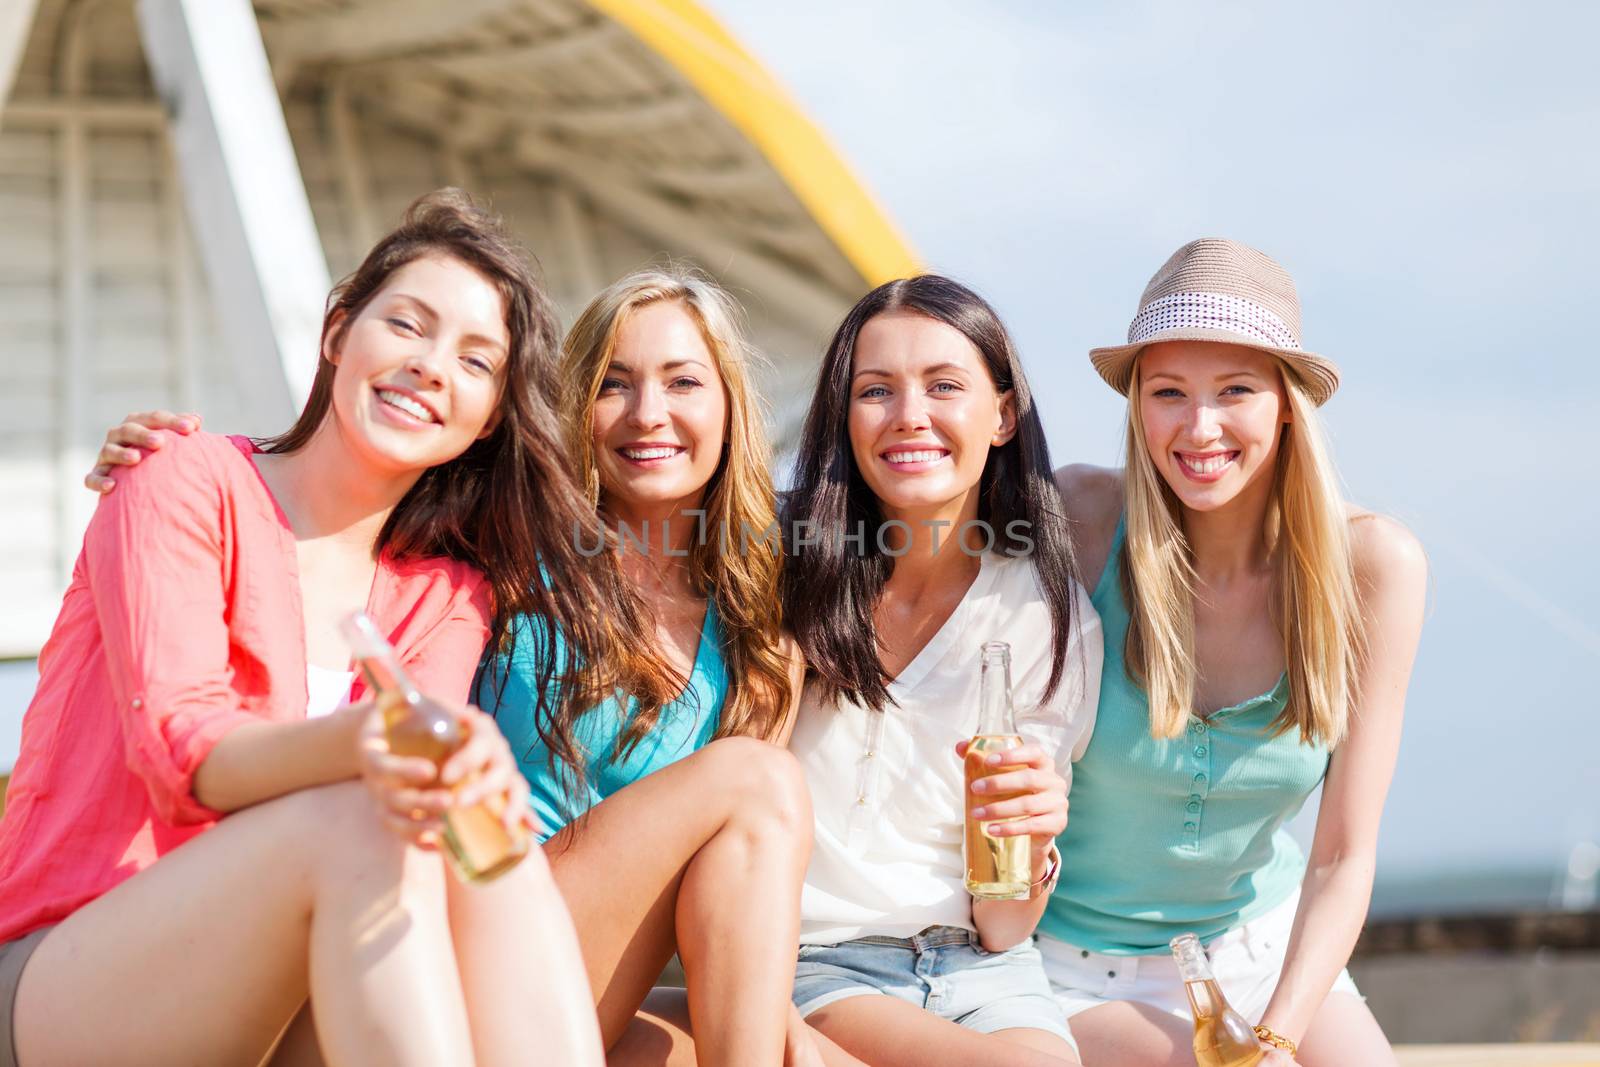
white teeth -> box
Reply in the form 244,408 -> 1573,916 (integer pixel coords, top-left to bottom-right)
886,450 -> 945,464
377,389 -> 436,423
622,447 -> 680,460
1181,453 -> 1233,474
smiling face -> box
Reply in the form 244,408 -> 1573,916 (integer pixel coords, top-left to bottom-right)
590,299 -> 729,514
323,253 -> 509,477
1136,340 -> 1290,513
847,310 -> 1015,521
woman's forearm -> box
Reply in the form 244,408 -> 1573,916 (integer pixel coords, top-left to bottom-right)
970,842 -> 1054,951
1259,854 -> 1377,1042
192,704 -> 367,813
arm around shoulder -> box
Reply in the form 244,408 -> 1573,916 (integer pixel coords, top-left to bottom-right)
1054,463 -> 1124,587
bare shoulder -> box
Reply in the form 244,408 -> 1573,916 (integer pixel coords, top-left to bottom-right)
777,630 -> 806,674
1056,463 -> 1123,505
1055,464 -> 1124,587
1346,508 -> 1428,597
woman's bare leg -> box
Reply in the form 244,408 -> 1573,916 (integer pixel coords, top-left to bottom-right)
445,843 -> 604,1066
545,736 -> 812,1065
265,1004 -> 323,1067
13,782 -> 473,1066
1066,999 -> 1201,1067
1296,991 -> 1397,1067
807,997 -> 1080,1067
608,990 -> 868,1067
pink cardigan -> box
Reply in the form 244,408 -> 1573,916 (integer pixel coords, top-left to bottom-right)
0,433 -> 492,943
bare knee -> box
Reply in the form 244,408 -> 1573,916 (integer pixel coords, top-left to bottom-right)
699,736 -> 812,842
271,782 -> 443,890
1070,1001 -> 1193,1067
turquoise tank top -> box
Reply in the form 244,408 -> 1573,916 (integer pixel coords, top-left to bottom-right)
475,604 -> 729,841
1040,518 -> 1329,954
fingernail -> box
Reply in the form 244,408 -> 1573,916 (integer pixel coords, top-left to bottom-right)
971,807 -> 986,819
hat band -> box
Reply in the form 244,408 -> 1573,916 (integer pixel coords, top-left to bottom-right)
1127,291 -> 1301,351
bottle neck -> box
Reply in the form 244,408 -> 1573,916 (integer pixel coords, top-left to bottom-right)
975,642 -> 1016,736
340,612 -> 422,701
1170,933 -> 1217,983
355,653 -> 420,701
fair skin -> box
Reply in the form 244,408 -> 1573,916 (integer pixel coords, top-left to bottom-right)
29,253 -> 603,1066
85,295 -> 828,1067
789,311 -> 1077,1067
1055,340 -> 1426,1067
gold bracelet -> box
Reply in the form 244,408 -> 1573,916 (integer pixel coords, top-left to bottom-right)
1252,1025 -> 1298,1056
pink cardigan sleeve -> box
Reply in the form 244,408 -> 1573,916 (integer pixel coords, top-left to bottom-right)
84,437 -> 258,825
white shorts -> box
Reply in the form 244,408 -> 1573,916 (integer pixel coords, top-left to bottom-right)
1038,891 -> 1363,1024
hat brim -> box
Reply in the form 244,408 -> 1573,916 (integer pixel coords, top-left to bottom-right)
1089,328 -> 1339,407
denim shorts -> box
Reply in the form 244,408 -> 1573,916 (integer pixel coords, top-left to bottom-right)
793,926 -> 1076,1051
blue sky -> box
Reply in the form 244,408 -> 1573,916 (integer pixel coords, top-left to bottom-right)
709,0 -> 1600,896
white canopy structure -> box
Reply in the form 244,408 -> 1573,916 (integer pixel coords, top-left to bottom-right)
0,0 -> 920,660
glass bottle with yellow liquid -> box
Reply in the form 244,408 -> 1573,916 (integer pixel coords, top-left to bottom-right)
963,640 -> 1032,899
1170,932 -> 1264,1067
341,612 -> 530,884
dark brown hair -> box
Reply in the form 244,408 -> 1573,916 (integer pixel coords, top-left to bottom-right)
259,188 -> 628,726
781,275 -> 1080,710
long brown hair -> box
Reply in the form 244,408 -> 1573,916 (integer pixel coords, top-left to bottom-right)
555,267 -> 791,769
261,188 -> 627,727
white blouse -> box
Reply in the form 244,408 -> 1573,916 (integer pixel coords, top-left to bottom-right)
793,552 -> 1103,944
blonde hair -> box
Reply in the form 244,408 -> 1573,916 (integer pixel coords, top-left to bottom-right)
1121,367 -> 1363,746
561,265 -> 792,752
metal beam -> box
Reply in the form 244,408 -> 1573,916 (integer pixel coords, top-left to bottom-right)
408,20 -> 625,82
326,80 -> 379,252
2,97 -> 165,128
263,0 -> 525,68
136,0 -> 329,418
359,78 -> 848,330
0,0 -> 39,106
55,70 -> 92,590
549,180 -> 603,305
508,131 -> 847,330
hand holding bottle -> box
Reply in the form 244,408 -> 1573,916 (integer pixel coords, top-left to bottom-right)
957,738 -> 1069,852
357,701 -> 534,849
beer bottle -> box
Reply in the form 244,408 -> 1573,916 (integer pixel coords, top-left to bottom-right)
963,640 -> 1031,899
1170,932 -> 1264,1067
341,612 -> 529,883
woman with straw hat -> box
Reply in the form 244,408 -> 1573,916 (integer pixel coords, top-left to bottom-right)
1035,239 -> 1426,1066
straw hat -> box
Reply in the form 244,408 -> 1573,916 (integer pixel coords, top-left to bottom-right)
1089,238 -> 1339,406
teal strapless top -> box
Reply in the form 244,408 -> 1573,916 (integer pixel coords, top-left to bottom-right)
476,603 -> 728,841
1040,518 -> 1328,954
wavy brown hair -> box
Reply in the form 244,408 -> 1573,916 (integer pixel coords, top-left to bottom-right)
549,266 -> 791,773
260,188 -> 629,728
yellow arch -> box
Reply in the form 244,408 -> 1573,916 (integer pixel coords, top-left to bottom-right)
587,0 -> 923,287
